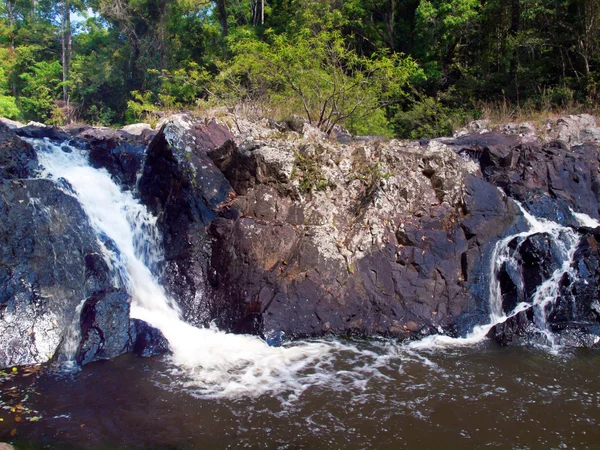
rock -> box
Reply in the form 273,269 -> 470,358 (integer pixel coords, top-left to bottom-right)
121,123 -> 153,136
0,443 -> 15,450
0,178 -> 116,368
138,114 -> 235,324
454,119 -> 490,137
447,132 -> 600,223
209,139 -> 296,194
130,319 -> 170,357
26,121 -> 46,128
0,118 -> 24,129
488,310 -> 533,345
77,290 -> 169,365
204,131 -> 520,340
77,290 -> 134,365
0,123 -> 38,179
15,124 -> 73,142
546,114 -> 600,146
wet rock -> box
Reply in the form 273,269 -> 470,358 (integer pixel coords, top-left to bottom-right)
138,114 -> 234,324
0,123 -> 38,179
71,126 -> 153,189
77,290 -> 133,365
0,178 -> 115,368
77,290 -> 170,365
448,132 -> 600,222
130,319 -> 170,357
15,124 -> 72,142
551,228 -> 600,325
86,137 -> 146,189
488,310 -> 534,345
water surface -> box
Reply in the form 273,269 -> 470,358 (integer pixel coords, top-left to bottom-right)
1,340 -> 598,449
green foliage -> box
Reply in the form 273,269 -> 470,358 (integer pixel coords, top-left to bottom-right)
0,0 -> 597,136
19,60 -> 62,121
219,25 -> 419,134
293,150 -> 336,193
0,95 -> 19,119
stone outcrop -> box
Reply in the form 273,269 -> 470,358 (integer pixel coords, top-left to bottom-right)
447,129 -> 600,346
2,111 -> 600,363
0,125 -> 167,368
138,115 -> 235,324
203,129 -> 521,340
77,290 -> 169,365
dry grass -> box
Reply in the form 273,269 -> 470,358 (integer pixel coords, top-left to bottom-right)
476,88 -> 600,130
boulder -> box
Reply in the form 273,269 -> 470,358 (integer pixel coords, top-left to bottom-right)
547,114 -> 600,146
0,123 -> 38,179
77,290 -> 169,365
0,178 -> 116,367
204,134 -> 519,340
0,118 -> 24,130
446,132 -> 600,223
120,123 -> 153,136
72,126 -> 154,190
138,114 -> 235,324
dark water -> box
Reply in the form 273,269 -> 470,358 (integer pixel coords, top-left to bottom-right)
1,339 -> 599,449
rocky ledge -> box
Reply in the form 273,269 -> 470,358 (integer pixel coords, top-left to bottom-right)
0,112 -> 599,369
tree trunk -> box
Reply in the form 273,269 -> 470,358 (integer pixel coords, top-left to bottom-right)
509,0 -> 520,101
62,0 -> 71,121
215,0 -> 228,36
158,0 -> 168,72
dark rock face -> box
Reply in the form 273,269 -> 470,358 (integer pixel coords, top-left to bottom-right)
204,134 -> 520,340
138,115 -> 234,324
74,126 -> 153,190
450,132 -> 600,347
77,290 -> 169,365
15,124 -> 73,142
0,126 -> 168,369
77,290 -> 134,365
488,310 -> 534,346
0,123 -> 38,179
448,133 -> 600,223
131,319 -> 170,357
86,137 -> 146,189
0,177 -> 115,367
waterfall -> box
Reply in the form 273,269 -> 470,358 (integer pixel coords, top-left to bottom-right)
486,203 -> 581,347
410,201 -> 583,349
31,138 -> 339,397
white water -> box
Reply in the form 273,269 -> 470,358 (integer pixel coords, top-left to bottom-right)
32,139 -> 347,397
571,208 -> 600,228
411,202 -> 582,350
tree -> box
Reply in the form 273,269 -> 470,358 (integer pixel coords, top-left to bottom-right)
219,26 -> 419,134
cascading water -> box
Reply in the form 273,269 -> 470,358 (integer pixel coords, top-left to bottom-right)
486,203 -> 581,347
410,201 -> 586,350
31,138 -> 351,397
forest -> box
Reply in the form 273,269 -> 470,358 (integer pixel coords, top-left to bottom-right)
0,0 -> 599,137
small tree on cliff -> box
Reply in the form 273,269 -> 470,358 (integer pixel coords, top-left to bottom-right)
214,26 -> 420,135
